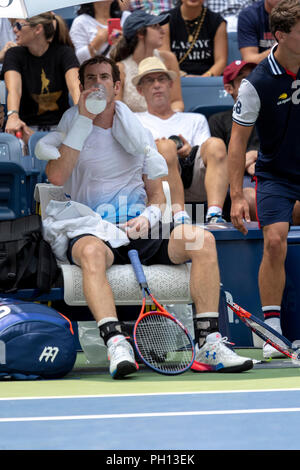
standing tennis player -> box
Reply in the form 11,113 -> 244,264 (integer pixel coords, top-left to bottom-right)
228,0 -> 300,358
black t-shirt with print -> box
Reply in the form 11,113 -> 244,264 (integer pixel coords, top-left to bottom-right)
3,43 -> 79,127
168,6 -> 225,75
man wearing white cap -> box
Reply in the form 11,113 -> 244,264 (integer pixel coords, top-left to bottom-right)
134,56 -> 229,224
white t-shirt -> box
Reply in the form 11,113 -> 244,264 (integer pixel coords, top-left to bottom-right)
135,111 -> 211,148
70,14 -> 109,64
57,107 -> 147,223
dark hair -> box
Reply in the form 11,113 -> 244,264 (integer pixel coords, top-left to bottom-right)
77,1 -> 121,19
270,0 -> 300,37
77,2 -> 95,17
110,27 -> 147,62
27,12 -> 74,48
79,55 -> 121,85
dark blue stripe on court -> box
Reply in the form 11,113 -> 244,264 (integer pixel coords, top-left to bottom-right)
0,390 -> 300,450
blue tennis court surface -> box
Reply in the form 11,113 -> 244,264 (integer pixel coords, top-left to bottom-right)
1,389 -> 300,450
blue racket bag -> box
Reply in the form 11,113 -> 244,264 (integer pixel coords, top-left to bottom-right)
0,298 -> 77,380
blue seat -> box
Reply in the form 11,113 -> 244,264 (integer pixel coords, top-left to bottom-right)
28,131 -> 49,184
181,76 -> 233,117
227,31 -> 241,65
0,163 -> 30,219
0,133 -> 39,216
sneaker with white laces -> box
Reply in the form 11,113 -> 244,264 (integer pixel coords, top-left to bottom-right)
191,332 -> 253,373
107,335 -> 138,379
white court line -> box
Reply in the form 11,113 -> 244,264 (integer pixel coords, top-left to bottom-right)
1,408 -> 300,423
0,388 -> 300,401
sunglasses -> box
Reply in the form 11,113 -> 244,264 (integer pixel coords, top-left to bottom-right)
13,21 -> 30,31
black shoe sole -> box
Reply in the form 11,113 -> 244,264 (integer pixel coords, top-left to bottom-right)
112,361 -> 138,379
216,359 -> 254,373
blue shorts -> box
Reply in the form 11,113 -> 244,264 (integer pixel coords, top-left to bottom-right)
255,176 -> 300,228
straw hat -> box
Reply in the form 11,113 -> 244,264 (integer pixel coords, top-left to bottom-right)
132,56 -> 177,87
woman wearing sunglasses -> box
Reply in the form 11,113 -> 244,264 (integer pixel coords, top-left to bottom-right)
2,12 -> 80,144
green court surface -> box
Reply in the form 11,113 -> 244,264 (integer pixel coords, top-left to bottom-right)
1,349 -> 300,399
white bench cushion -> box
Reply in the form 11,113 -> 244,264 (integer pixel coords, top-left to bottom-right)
35,183 -> 191,307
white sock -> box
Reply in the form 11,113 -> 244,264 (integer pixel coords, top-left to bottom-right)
262,306 -> 281,332
264,317 -> 282,333
206,206 -> 222,220
97,317 -> 118,328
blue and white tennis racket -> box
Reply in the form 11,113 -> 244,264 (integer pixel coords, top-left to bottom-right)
128,249 -> 195,375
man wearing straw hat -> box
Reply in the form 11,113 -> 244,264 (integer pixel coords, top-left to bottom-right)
134,56 -> 229,224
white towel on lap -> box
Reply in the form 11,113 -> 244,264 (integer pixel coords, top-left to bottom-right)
43,200 -> 129,262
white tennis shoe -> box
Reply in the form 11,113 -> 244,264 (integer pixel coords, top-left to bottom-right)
263,341 -> 286,359
107,335 -> 138,379
192,332 -> 253,373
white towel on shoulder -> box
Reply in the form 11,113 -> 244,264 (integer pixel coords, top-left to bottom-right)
112,101 -> 168,179
35,102 -> 168,180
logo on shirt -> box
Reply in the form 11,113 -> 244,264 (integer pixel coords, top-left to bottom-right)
277,92 -> 291,105
31,68 -> 62,115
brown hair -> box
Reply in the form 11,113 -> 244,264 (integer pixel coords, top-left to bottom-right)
78,55 -> 121,85
27,11 -> 74,47
270,0 -> 300,37
110,27 -> 147,62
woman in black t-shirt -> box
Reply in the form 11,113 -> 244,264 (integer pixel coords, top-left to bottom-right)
161,0 -> 227,76
3,12 -> 80,143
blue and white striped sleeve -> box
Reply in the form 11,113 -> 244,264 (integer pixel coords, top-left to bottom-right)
232,78 -> 261,127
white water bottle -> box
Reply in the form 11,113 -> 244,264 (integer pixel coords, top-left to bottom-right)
85,84 -> 107,114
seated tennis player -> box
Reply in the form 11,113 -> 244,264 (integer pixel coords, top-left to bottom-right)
37,55 -> 253,379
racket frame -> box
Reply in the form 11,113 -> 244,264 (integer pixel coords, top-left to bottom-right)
128,250 -> 195,375
227,300 -> 296,359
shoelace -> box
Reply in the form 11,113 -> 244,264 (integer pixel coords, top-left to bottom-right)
209,336 -> 237,356
108,337 -> 132,361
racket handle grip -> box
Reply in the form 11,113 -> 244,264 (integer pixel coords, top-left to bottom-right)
128,249 -> 148,287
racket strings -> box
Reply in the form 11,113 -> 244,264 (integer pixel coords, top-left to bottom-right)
135,313 -> 194,373
247,318 -> 288,350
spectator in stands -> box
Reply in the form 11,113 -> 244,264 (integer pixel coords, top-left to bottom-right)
237,0 -> 280,64
0,18 -> 16,68
110,10 -> 184,112
204,0 -> 254,32
208,59 -> 258,220
124,0 -> 176,15
3,12 -> 80,145
229,0 -> 300,358
70,1 -> 126,64
134,56 -> 229,224
160,0 -> 227,76
37,55 -> 252,378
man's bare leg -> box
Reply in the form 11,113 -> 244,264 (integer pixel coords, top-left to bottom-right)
71,236 -> 137,378
201,137 -> 229,221
167,225 -> 253,372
